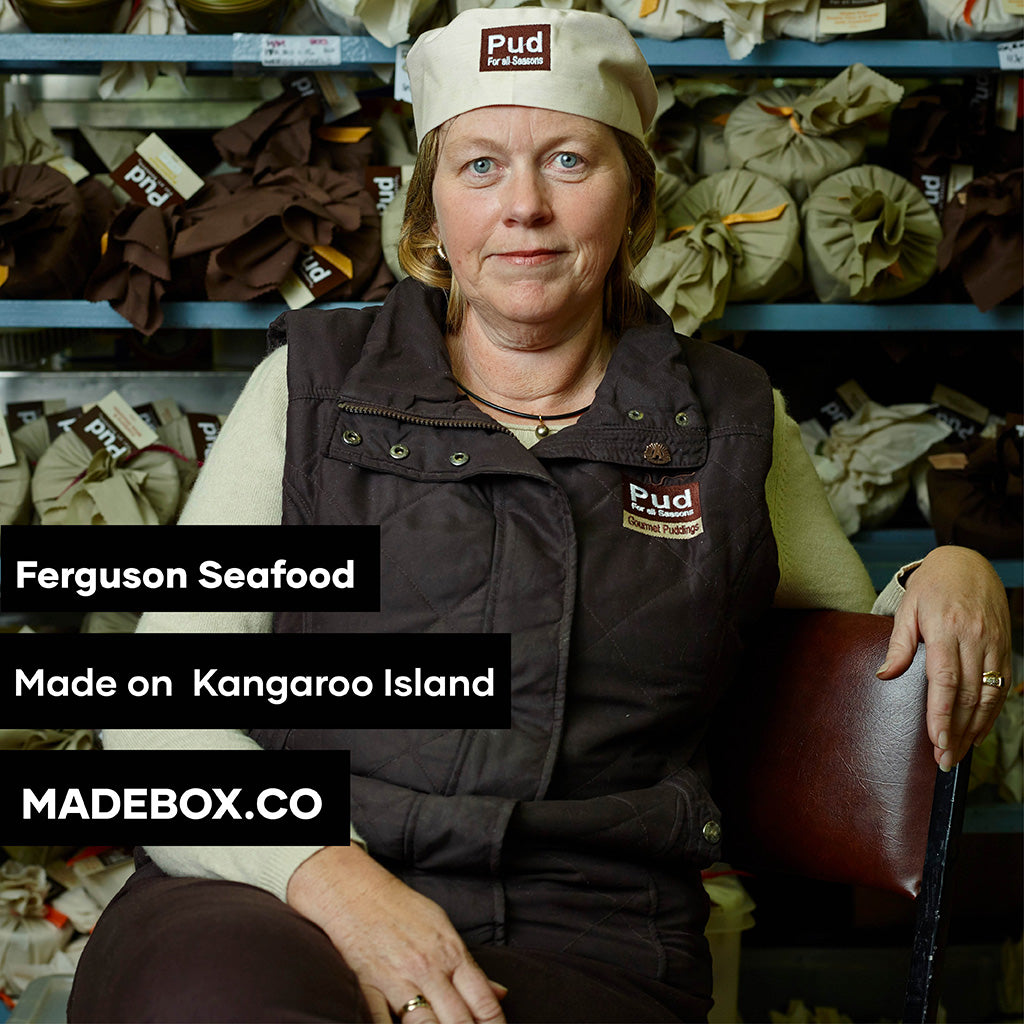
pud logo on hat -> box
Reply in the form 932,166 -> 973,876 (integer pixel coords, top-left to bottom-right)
479,25 -> 551,72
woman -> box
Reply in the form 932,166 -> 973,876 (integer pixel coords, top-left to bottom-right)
69,9 -> 1012,1024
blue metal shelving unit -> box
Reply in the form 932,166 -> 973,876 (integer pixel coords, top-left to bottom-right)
0,300 -> 1019,332
851,529 -> 1023,591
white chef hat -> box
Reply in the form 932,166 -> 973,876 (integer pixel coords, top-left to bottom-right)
405,8 -> 658,145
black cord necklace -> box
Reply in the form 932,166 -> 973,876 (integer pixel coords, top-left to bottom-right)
454,378 -> 592,438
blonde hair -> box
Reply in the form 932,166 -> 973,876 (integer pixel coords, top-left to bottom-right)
397,124 -> 656,336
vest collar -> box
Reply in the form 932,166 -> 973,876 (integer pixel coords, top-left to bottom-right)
337,278 -> 708,472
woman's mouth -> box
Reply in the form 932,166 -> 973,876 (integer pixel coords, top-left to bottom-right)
495,250 -> 560,265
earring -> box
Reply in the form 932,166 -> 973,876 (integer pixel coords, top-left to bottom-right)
436,241 -> 448,262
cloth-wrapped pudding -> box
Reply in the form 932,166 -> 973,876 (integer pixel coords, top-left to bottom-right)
600,0 -> 710,42
172,164 -> 387,303
918,0 -> 1022,38
311,0 -> 442,46
723,63 -> 904,203
937,168 -> 1022,312
84,204 -> 175,336
0,165 -> 111,299
638,167 -> 803,334
32,432 -> 180,526
802,163 -> 942,303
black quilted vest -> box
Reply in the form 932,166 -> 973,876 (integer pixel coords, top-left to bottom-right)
254,279 -> 778,994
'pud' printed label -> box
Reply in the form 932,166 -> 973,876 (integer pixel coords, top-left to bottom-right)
480,25 -> 551,71
70,392 -> 158,464
279,245 -> 354,309
621,475 -> 703,541
111,134 -> 204,210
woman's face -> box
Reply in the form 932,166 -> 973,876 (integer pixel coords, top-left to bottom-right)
432,105 -> 631,341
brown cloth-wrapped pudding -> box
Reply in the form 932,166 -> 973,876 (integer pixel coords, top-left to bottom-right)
0,165 -> 112,299
937,168 -> 1023,312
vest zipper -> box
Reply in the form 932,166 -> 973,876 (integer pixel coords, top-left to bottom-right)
337,402 -> 513,435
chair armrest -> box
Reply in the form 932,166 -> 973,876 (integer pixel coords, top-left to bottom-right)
711,609 -> 936,898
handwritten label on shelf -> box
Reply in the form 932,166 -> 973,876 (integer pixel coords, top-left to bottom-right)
259,35 -> 342,67
997,40 -> 1023,72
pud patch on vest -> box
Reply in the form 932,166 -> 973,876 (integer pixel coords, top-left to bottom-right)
621,474 -> 704,540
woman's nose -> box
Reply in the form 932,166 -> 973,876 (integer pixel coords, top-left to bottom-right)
502,169 -> 552,228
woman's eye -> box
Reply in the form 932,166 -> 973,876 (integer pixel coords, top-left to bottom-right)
470,158 -> 493,174
555,152 -> 580,169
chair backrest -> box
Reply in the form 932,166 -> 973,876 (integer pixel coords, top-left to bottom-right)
712,609 -> 971,1024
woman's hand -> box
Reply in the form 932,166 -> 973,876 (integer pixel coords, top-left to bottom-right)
286,845 -> 507,1024
876,545 -> 1012,771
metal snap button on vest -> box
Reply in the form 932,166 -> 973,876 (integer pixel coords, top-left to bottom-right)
449,452 -> 470,466
342,430 -> 362,446
675,412 -> 689,426
389,444 -> 410,460
627,409 -> 644,421
643,442 -> 671,465
702,820 -> 722,844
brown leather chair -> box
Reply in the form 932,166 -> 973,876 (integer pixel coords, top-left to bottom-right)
713,609 -> 972,1024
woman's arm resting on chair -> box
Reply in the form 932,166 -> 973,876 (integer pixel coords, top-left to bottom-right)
876,545 -> 1012,771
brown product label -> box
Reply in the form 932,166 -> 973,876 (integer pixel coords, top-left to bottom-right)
280,245 -> 354,309
133,403 -> 160,430
111,152 -> 185,209
47,407 -> 83,442
621,475 -> 703,541
71,407 -> 136,463
133,398 -> 180,429
110,134 -> 203,210
366,167 -> 402,217
480,25 -> 551,71
187,413 -> 222,462
915,168 -> 949,215
7,400 -> 57,432
286,72 -> 323,101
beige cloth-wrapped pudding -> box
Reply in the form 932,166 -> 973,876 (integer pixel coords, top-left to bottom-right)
638,167 -> 803,335
31,431 -> 180,526
723,63 -> 904,203
919,0 -> 1022,38
801,163 -> 942,304
600,0 -> 710,41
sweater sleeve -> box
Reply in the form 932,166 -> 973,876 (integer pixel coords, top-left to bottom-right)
113,345 -> 349,897
135,343 -> 288,635
767,389 -> 880,614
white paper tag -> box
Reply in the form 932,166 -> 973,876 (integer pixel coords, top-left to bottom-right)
97,391 -> 159,452
394,42 -> 412,103
260,35 -> 342,67
997,40 -> 1023,72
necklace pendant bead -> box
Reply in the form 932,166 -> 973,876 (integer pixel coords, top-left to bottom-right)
535,423 -> 550,438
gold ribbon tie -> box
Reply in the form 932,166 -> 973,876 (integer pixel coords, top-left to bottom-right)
668,202 -> 789,240
757,103 -> 804,135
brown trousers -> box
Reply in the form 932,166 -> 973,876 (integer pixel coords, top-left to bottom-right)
68,858 -> 710,1023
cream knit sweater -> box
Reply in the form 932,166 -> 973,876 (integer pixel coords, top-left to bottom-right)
107,343 -> 905,901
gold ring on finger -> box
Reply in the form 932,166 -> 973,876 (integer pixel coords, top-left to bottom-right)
400,995 -> 431,1017
982,671 -> 1007,689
